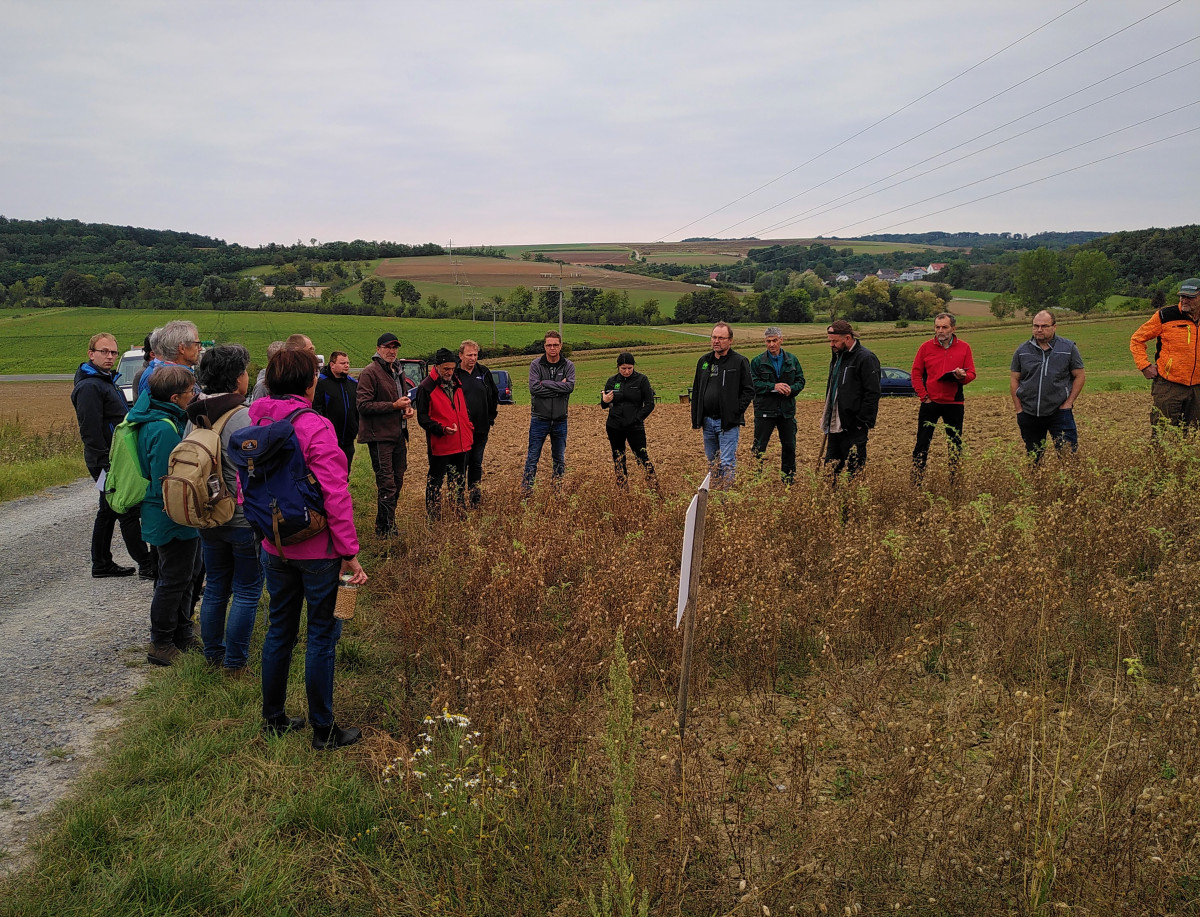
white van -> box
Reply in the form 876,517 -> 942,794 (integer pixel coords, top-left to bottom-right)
116,348 -> 145,406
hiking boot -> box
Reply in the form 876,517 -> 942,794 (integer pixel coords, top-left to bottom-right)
93,563 -> 136,578
223,666 -> 253,681
176,635 -> 203,654
263,714 -> 306,736
147,642 -> 182,666
312,723 -> 362,751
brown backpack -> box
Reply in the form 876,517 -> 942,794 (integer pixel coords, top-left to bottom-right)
161,407 -> 242,529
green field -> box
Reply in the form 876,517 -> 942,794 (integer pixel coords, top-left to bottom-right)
0,309 -> 1152,404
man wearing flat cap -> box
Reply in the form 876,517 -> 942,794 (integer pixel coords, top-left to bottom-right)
750,326 -> 805,483
1131,278 -> 1200,431
415,348 -> 474,520
356,332 -> 414,537
822,320 -> 880,477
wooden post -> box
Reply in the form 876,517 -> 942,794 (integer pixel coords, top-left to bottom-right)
674,477 -> 710,781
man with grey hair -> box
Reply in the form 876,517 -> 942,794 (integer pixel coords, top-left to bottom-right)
911,311 -> 975,482
137,320 -> 201,397
750,326 -> 805,483
250,340 -> 286,402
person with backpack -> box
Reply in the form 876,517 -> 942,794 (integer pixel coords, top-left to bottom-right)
127,365 -> 203,666
183,344 -> 261,678
72,332 -> 156,579
245,348 -> 367,750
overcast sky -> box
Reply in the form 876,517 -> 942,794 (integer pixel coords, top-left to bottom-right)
2,0 -> 1197,247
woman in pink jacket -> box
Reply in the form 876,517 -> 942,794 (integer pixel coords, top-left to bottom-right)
249,348 -> 368,750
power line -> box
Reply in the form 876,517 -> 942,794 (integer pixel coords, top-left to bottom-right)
815,99 -> 1199,237
756,54 -> 1200,237
850,126 -> 1200,236
656,0 -> 1093,242
710,0 -> 1186,239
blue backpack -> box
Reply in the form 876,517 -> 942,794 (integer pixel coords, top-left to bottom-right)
227,407 -> 328,554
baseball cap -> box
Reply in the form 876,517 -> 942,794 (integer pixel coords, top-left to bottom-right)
1180,279 -> 1199,299
377,332 -> 399,346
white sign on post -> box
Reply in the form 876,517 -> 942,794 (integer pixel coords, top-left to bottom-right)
676,473 -> 712,627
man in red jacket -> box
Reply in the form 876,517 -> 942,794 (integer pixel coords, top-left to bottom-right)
911,312 -> 976,483
415,348 -> 474,520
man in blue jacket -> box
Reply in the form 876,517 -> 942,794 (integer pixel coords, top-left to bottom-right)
71,333 -> 156,579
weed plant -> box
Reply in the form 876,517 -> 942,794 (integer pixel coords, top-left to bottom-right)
0,415 -> 85,500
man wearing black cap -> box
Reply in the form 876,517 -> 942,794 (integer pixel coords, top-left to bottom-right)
415,348 -> 474,519
601,352 -> 656,485
822,320 -> 880,477
356,332 -> 414,537
1131,278 -> 1200,431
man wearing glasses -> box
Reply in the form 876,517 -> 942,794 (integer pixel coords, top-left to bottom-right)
690,322 -> 754,483
1010,310 -> 1086,461
136,320 -> 202,397
72,333 -> 156,579
357,332 -> 414,537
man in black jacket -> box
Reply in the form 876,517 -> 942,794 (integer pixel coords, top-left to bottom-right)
690,322 -> 754,483
454,340 -> 499,507
822,320 -> 881,477
314,351 -> 359,471
71,333 -> 156,579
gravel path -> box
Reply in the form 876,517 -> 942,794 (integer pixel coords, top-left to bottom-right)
0,478 -> 152,874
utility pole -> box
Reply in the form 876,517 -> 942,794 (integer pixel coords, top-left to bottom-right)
558,262 -> 564,337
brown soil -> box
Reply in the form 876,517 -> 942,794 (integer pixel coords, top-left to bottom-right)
0,383 -> 78,434
375,256 -> 695,294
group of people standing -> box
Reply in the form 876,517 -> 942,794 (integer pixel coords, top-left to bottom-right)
68,279 -> 1197,748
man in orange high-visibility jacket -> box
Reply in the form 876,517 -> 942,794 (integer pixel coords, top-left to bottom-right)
1131,278 -> 1200,430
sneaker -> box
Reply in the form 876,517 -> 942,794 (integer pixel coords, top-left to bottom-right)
92,563 -> 136,578
312,723 -> 363,750
147,643 -> 182,666
263,714 -> 306,736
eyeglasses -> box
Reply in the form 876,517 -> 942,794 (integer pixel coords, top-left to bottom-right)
711,335 -> 730,341
188,340 -> 202,346
91,348 -> 119,356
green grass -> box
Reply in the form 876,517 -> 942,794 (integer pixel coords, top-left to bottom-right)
0,419 -> 87,501
0,309 -> 695,374
950,289 -> 999,301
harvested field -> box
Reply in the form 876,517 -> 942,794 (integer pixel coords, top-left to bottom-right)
375,255 -> 697,294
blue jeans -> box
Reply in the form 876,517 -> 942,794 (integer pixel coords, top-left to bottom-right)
702,416 -> 740,483
199,526 -> 264,669
260,549 -> 343,729
1017,408 -> 1078,463
522,416 -> 567,490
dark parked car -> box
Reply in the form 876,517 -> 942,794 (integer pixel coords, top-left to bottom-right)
491,370 -> 514,405
879,366 -> 916,397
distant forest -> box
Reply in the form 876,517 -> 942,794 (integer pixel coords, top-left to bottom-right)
0,216 -> 1195,324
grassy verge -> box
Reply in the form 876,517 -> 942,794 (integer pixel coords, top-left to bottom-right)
0,418 -> 86,502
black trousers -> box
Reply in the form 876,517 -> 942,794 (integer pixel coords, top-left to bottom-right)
606,424 -> 654,484
426,451 -> 468,520
752,414 -> 797,482
825,428 -> 868,477
367,439 -> 406,535
89,467 -> 152,570
466,426 -> 490,506
911,402 -> 964,478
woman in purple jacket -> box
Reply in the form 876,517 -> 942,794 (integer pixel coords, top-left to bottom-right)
249,348 -> 368,750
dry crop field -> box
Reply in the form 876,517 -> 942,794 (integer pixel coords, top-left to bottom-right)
7,386 -> 1199,914
375,254 -> 698,294
353,389 -> 1197,914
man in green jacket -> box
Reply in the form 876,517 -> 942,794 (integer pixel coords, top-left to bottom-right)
128,365 -> 202,666
750,326 -> 805,483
